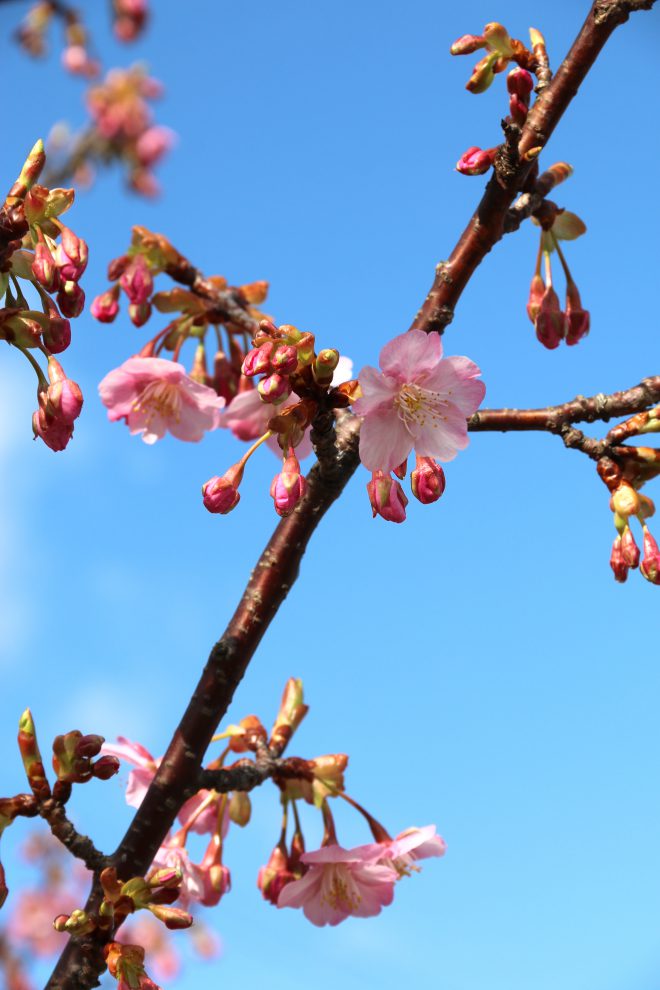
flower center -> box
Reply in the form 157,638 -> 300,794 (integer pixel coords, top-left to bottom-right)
322,865 -> 362,913
133,380 -> 182,424
394,383 -> 449,430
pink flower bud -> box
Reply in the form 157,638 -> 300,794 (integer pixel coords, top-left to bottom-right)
456,146 -> 497,176
258,843 -> 296,906
507,67 -> 533,98
640,528 -> 660,585
411,456 -> 446,504
526,273 -> 545,323
534,286 -> 566,349
32,407 -> 74,452
57,280 -> 85,318
202,464 -> 244,514
242,342 -> 274,377
45,377 -> 84,425
367,470 -> 408,523
120,254 -> 153,305
564,280 -> 590,346
128,301 -> 152,327
91,286 -> 120,323
258,373 -> 291,405
43,314 -> 72,354
32,239 -> 59,291
449,33 -> 486,56
271,344 -> 299,375
610,536 -> 628,583
61,45 -> 100,78
466,52 -> 498,94
621,526 -> 640,568
55,226 -> 88,281
270,451 -> 306,517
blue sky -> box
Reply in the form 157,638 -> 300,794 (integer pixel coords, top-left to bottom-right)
1,1 -> 659,988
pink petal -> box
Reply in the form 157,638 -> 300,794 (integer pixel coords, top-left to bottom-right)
414,399 -> 471,462
220,390 -> 270,441
101,736 -> 156,770
168,401 -> 218,442
125,766 -> 156,808
277,867 -> 323,910
422,355 -> 486,416
389,825 -> 445,859
301,843 -> 383,866
359,408 -> 414,473
379,330 -> 443,381
353,366 -> 398,417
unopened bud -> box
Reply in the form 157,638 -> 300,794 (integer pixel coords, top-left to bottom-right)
242,342 -> 274,377
257,843 -> 295,905
270,677 -> 309,753
228,790 -> 251,827
564,280 -> 590,346
128,301 -> 152,327
610,482 -> 640,519
43,314 -> 72,354
120,254 -> 153,305
466,52 -> 498,94
367,471 -> 408,523
57,280 -> 85,319
610,536 -> 628,583
92,755 -> 121,780
621,526 -> 640,568
411,456 -> 446,504
527,273 -> 545,324
258,373 -> 291,405
456,146 -> 497,176
270,450 -> 306,516
640,528 -> 660,585
32,238 -> 59,291
271,344 -> 299,375
450,33 -> 486,56
202,463 -> 244,515
535,286 -> 566,349
91,286 -> 120,323
313,348 -> 340,385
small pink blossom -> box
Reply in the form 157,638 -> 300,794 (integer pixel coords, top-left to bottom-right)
277,843 -> 398,926
135,127 -> 174,167
354,330 -> 485,473
379,824 -> 447,875
151,843 -> 205,907
101,737 -> 160,807
99,357 -> 225,444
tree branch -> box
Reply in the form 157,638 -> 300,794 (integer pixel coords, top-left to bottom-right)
45,3 -> 656,987
410,0 -> 656,335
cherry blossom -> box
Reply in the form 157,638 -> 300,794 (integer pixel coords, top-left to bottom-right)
98,357 -> 225,444
101,737 -> 160,808
354,329 -> 485,473
277,843 -> 398,926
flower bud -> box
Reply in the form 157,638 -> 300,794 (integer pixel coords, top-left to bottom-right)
270,677 -> 309,753
120,254 -> 153,305
56,226 -> 88,281
526,273 -> 545,323
257,843 -> 296,906
18,709 -> 51,800
91,286 -> 120,323
128,301 -> 152,327
610,536 -> 628,583
92,755 -> 121,780
258,373 -> 291,405
456,146 -> 497,176
466,52 -> 498,94
411,456 -> 446,504
564,280 -> 590,346
620,526 -> 640,568
640,528 -> 660,585
483,22 -> 514,56
313,348 -> 340,385
242,342 -> 274,377
32,408 -> 74,451
507,67 -> 533,98
148,903 -> 193,929
32,238 -> 59,291
228,791 -> 251,827
367,471 -> 408,523
450,33 -> 486,56
535,286 -> 566,349
45,367 -> 84,425
271,344 -> 299,376
270,450 -> 306,517
43,314 -> 72,354
202,463 -> 244,515
57,280 -> 85,318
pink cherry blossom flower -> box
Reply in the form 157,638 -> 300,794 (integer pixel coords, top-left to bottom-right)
378,824 -> 447,876
151,842 -> 206,907
98,357 -> 225,444
101,737 -> 160,808
220,355 -> 353,459
354,330 -> 485,473
277,842 -> 398,926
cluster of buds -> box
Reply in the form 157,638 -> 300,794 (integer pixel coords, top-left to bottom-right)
15,1 -> 100,77
600,414 -> 660,586
104,678 -> 445,933
525,165 -> 590,348
83,66 -> 172,196
203,319 -> 357,518
54,866 -> 192,937
0,710 -> 118,908
366,456 -> 446,524
0,142 -> 87,451
450,22 -> 546,94
456,66 -> 534,177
